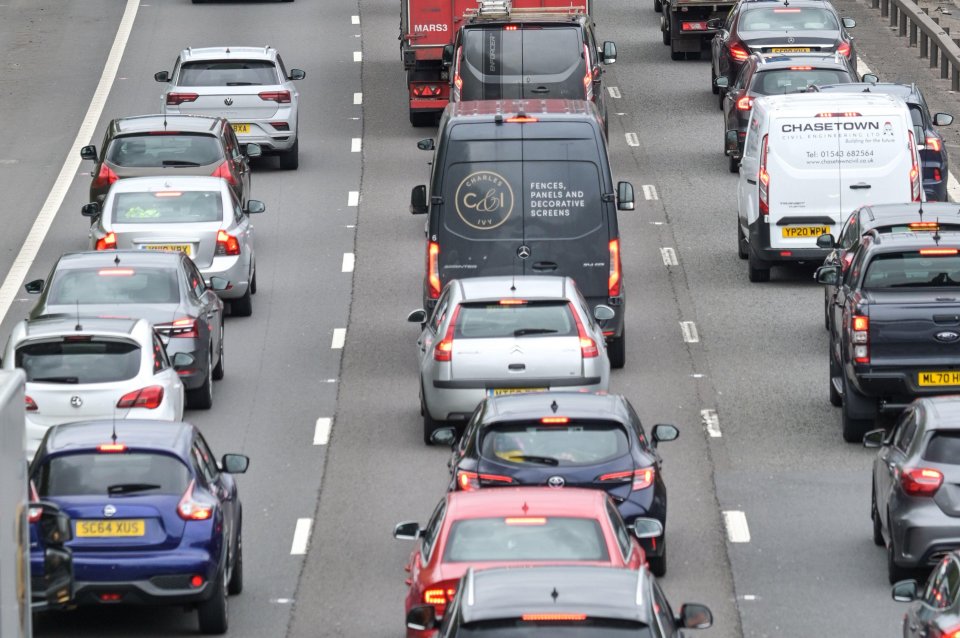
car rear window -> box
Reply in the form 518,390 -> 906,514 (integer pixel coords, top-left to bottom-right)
874,223 -> 960,235
177,60 -> 279,86
106,134 -> 222,168
48,268 -> 180,305
455,301 -> 577,339
480,421 -> 630,466
740,7 -> 839,31
17,338 -> 141,384
112,191 -> 223,224
444,517 -> 609,562
752,68 -> 852,95
457,621 -> 653,637
36,453 -> 190,497
923,431 -> 960,463
863,252 -> 960,289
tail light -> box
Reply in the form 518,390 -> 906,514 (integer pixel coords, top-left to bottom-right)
258,90 -> 291,103
166,92 -> 198,106
729,42 -> 749,61
433,305 -> 461,362
453,48 -> 464,99
177,479 -> 214,521
851,314 -> 869,363
910,222 -> 940,230
569,303 -> 599,358
211,160 -> 237,186
736,95 -> 753,111
920,248 -> 959,256
582,44 -> 594,101
92,164 -> 119,190
423,579 -> 458,617
156,317 -> 200,339
25,395 -> 38,412
427,241 -> 441,300
216,230 -> 241,256
411,86 -> 442,97
900,467 -> 943,496
95,232 -> 117,251
598,467 -> 655,491
836,42 -> 851,57
758,134 -> 770,217
934,168 -> 942,183
931,624 -> 960,638
270,122 -> 290,131
926,137 -> 942,152
908,132 -> 921,201
541,416 -> 569,424
117,385 -> 164,410
97,443 -> 127,453
455,470 -> 515,491
522,613 -> 588,622
608,239 -> 622,297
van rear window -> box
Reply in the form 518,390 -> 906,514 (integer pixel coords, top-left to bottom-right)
863,252 -> 960,289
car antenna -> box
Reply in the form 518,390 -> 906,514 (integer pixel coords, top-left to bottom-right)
934,219 -> 942,245
114,254 -> 121,267
75,299 -> 82,332
918,198 -> 924,221
111,407 -> 118,445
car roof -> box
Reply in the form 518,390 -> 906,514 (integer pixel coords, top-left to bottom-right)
919,396 -> 960,427
107,175 -> 230,194
859,203 -> 960,228
869,230 -> 960,249
19,315 -> 143,338
446,99 -> 601,122
814,82 -> 920,102
755,91 -> 906,114
482,391 -> 629,423
55,250 -> 183,270
455,276 -> 572,302
111,114 -> 222,135
459,565 -> 654,625
178,46 -> 279,62
463,13 -> 589,27
39,420 -> 196,460
740,0 -> 836,10
751,53 -> 852,70
446,486 -> 608,520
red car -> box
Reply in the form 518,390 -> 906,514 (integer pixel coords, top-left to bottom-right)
393,487 -> 663,638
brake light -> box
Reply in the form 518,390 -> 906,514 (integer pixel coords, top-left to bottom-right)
901,467 -> 943,496
455,470 -> 514,491
412,85 -> 442,97
156,317 -> 199,339
852,314 -> 869,363
541,416 -> 570,424
926,137 -> 942,152
920,248 -> 959,256
453,47 -> 464,99
427,241 -> 441,300
909,131 -> 921,201
97,443 -> 127,453
211,160 -> 237,186
154,191 -> 182,198
504,24 -> 519,30
816,112 -> 862,118
583,44 -> 593,100
789,66 -> 813,70
116,385 -> 164,410
505,517 -> 547,525
98,267 -> 134,277
608,239 -> 622,297
499,299 -> 526,305
935,623 -> 960,638
166,92 -> 198,106
505,116 -> 538,123
934,168 -> 942,183
258,90 -> 291,103
433,305 -> 461,362
25,396 -> 37,412
836,42 -> 851,57
736,95 -> 753,111
598,467 -> 655,491
910,222 -> 940,230
424,587 -> 457,605
522,614 -> 587,622
758,134 -> 770,217
92,163 -> 119,190
569,303 -> 599,358
216,230 -> 241,256
190,575 -> 205,588
729,42 -> 749,61
177,479 -> 214,521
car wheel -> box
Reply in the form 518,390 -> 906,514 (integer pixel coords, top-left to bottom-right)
232,286 -> 253,317
654,0 -> 662,12
823,292 -> 830,331
228,522 -> 243,595
278,138 -> 299,170
737,222 -> 748,260
422,397 -> 442,445
607,329 -> 626,369
187,351 -> 214,410
212,325 -> 225,381
250,269 -> 257,295
728,155 -> 739,173
647,537 -> 666,577
747,254 -> 770,282
841,376 -> 874,443
871,487 -> 884,547
663,26 -> 672,46
887,530 -> 911,585
197,566 -> 228,635
711,66 -> 718,94
718,89 -> 725,111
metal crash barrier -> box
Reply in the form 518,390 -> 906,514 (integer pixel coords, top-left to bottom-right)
871,0 -> 960,90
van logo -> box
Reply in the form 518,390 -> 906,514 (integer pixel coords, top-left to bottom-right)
935,331 -> 960,343
70,396 -> 83,408
517,245 -> 531,259
455,170 -> 514,230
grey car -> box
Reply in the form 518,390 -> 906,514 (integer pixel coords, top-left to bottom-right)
407,276 -> 613,445
84,176 -> 264,316
24,250 -> 225,410
892,550 -> 960,637
155,47 -> 305,170
865,396 -> 960,583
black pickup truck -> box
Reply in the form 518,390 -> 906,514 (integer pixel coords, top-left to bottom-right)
817,231 -> 960,442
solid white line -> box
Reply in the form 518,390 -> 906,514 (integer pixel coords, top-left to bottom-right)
680,321 -> 699,343
642,185 -> 659,201
341,253 -> 355,273
701,409 -> 722,438
331,328 -> 347,349
314,418 -> 332,445
353,92 -> 363,105
660,247 -> 678,266
290,518 -> 313,555
351,14 -> 360,24
351,138 -> 362,153
347,191 -> 359,206
607,86 -> 621,99
0,0 -> 140,324
353,51 -> 362,62
723,511 -> 751,543
625,132 -> 640,147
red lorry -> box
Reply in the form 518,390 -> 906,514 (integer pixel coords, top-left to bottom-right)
400,0 -> 593,126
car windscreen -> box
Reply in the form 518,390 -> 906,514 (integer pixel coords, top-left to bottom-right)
106,134 -> 222,168
177,60 -> 279,86
456,620 -> 653,637
47,268 -> 180,305
443,517 -> 609,562
36,452 -> 190,497
455,301 -> 577,339
862,252 -> 960,289
112,191 -> 223,224
923,431 -> 960,463
753,68 -> 852,94
740,7 -> 840,31
17,338 -> 141,384
480,421 -> 630,466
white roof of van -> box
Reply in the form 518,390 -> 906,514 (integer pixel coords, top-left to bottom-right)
753,92 -> 907,115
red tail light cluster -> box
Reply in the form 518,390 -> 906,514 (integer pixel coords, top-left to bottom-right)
736,96 -> 753,111
569,303 -> 599,358
598,467 -> 655,491
926,137 -> 942,152
427,241 -> 441,300
582,44 -> 594,101
166,92 -> 198,106
758,135 -> 770,217
851,315 -> 869,364
216,230 -> 241,256
412,85 -> 442,97
156,317 -> 199,339
117,385 -> 164,410
455,470 -> 515,491
434,306 -> 461,362
729,42 -> 749,61
25,396 -> 38,412
259,90 -> 291,103
900,467 -> 943,496
836,42 -> 852,57
909,132 -> 922,201
178,479 -> 214,521
608,239 -> 622,297
95,232 -> 117,251
211,161 -> 238,186
92,164 -> 119,190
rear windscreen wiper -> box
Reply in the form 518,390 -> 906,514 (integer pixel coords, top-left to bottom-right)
226,82 -> 258,86
30,376 -> 79,384
162,160 -> 202,166
513,329 -> 558,336
107,483 -> 162,495
506,454 -> 559,466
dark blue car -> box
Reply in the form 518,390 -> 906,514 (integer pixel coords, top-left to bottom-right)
437,392 -> 678,577
29,420 -> 248,635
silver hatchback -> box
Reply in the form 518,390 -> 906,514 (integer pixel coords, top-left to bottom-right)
85,176 -> 264,316
407,276 -> 612,445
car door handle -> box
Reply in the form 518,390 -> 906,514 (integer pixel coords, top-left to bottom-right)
849,183 -> 871,190
531,87 -> 550,94
532,261 -> 558,272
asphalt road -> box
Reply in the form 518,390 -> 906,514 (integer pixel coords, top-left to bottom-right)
1,0 -> 955,636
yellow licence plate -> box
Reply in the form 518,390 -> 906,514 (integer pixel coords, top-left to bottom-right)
76,519 -> 145,538
143,243 -> 191,256
782,226 -> 830,238
489,388 -> 549,397
918,371 -> 960,386
231,123 -> 251,134
770,47 -> 812,53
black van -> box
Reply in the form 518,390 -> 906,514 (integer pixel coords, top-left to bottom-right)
410,99 -> 635,367
444,9 -> 616,131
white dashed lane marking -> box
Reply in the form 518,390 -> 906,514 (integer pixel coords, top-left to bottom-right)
607,86 -> 621,98
331,328 -> 347,349
625,132 -> 639,147
351,138 -> 361,153
642,185 -> 658,200
660,247 -> 678,266
700,409 -> 722,438
341,253 -> 355,273
723,511 -> 751,543
680,321 -> 699,343
314,418 -> 332,445
351,14 -> 360,24
290,519 -> 313,555
347,191 -> 359,206
353,51 -> 362,62
353,92 -> 362,105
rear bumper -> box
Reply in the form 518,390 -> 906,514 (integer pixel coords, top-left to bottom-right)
748,218 -> 831,264
425,377 -> 606,422
852,367 -> 960,407
163,340 -> 209,390
409,98 -> 447,113
889,501 -> 960,568
201,255 -> 251,299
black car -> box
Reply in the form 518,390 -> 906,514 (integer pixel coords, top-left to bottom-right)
25,250 -> 226,409
433,392 -> 678,576
709,0 -> 857,100
812,83 -> 955,201
893,549 -> 960,636
407,565 -> 713,637
716,52 -> 860,172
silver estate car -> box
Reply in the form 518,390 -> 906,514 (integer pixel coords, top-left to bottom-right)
407,276 -> 613,445
84,176 -> 264,316
155,46 -> 305,170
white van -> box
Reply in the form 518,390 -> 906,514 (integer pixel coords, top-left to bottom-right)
737,92 -> 922,282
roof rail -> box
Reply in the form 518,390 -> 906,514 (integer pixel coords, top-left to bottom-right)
465,1 -> 587,19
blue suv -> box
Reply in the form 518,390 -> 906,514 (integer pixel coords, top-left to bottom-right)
29,420 -> 248,634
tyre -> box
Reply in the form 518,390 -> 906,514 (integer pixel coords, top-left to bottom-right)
212,325 -> 224,381
228,524 -> 243,595
887,532 -> 911,585
871,488 -> 884,547
737,223 -> 748,260
718,89 -> 725,110
828,350 -> 842,407
187,351 -> 214,410
250,269 -> 257,295
728,155 -> 739,173
654,0 -> 662,11
197,567 -> 228,635
841,376 -> 874,443
647,537 -> 666,577
232,286 -> 253,317
823,292 -> 830,331
670,50 -> 684,60
278,138 -> 299,170
422,400 -> 441,445
711,66 -> 719,95
747,254 -> 770,282
409,109 -> 436,127
607,329 -> 626,369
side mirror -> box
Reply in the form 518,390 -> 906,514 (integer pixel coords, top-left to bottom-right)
706,18 -> 723,29
814,265 -> 840,285
245,200 -> 266,214
617,181 -> 635,211
79,145 -> 97,161
816,233 -> 836,249
24,279 -> 44,294
30,502 -> 74,609
35,503 -> 72,545
406,605 -> 438,631
842,17 -> 856,28
394,521 -> 422,540
602,41 -> 617,64
430,427 -> 457,447
715,76 -> 729,89
863,428 -> 887,448
861,73 -> 879,84
891,579 -> 919,603
154,70 -> 170,83
593,305 -> 616,322
934,113 -> 954,127
407,309 -> 428,324
442,44 -> 454,67
652,423 -> 679,444
417,138 -> 435,151
171,352 -> 196,371
410,185 -> 428,215
244,143 -> 262,158
288,68 -> 306,81
631,517 -> 664,540
221,453 -> 250,474
209,277 -> 230,291
81,202 -> 101,218
678,603 -> 714,629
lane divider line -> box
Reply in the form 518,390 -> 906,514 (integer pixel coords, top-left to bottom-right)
351,138 -> 361,153
347,191 -> 359,207
680,321 -> 699,343
290,518 -> 313,555
341,253 -> 355,273
353,92 -> 363,105
625,132 -> 640,147
353,51 -> 362,62
0,0 -> 141,325
331,328 -> 346,349
642,185 -> 659,200
607,86 -> 621,98
722,511 -> 751,543
660,247 -> 678,266
314,418 -> 332,445
351,14 -> 360,24
700,409 -> 722,438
